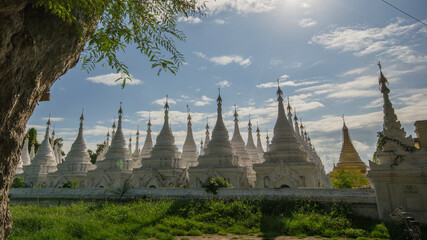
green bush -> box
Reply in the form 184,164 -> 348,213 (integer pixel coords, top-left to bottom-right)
62,179 -> 80,188
12,177 -> 27,188
202,176 -> 232,194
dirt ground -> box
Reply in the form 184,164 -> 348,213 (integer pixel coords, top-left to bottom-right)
170,234 -> 346,240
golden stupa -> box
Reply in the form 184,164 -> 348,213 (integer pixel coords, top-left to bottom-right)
333,117 -> 367,174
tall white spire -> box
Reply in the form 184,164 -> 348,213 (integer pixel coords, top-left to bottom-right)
199,139 -> 204,156
247,116 -> 262,164
21,134 -> 31,166
231,105 -> 252,167
203,118 -> 210,151
263,80 -> 308,163
287,96 -> 293,128
111,116 -> 116,140
142,95 -> 181,168
63,112 -> 93,165
140,116 -> 153,159
29,142 -> 35,160
256,124 -> 264,154
132,127 -> 141,168
182,105 -> 198,167
96,102 -> 133,170
128,134 -> 132,156
198,89 -> 239,167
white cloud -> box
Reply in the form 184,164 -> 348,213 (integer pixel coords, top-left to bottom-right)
216,80 -> 231,88
270,58 -> 283,66
177,16 -> 202,24
209,55 -> 252,67
299,18 -> 317,27
214,19 -> 226,24
339,67 -> 369,77
192,51 -> 207,59
41,117 -> 64,122
205,0 -> 280,15
310,18 -> 427,63
87,73 -> 143,86
194,96 -> 214,106
256,78 -> 319,89
152,97 -> 177,106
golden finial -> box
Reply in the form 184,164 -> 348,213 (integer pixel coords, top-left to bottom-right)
164,95 -> 169,110
112,116 -> 116,129
276,78 -> 283,100
378,61 -> 389,93
248,114 -> 252,127
234,104 -> 238,120
287,96 -> 292,111
187,104 -> 191,121
136,125 -> 140,136
47,114 -> 51,126
294,108 -> 298,121
80,108 -> 84,122
217,87 -> 222,103
148,113 -> 151,127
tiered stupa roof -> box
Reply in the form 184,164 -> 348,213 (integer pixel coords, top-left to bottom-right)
181,106 -> 199,167
334,117 -> 366,173
231,106 -> 252,167
95,103 -> 133,170
140,117 -> 153,159
21,134 -> 31,166
142,96 -> 181,168
263,81 -> 308,163
198,89 -> 239,167
132,127 -> 141,168
246,116 -> 262,164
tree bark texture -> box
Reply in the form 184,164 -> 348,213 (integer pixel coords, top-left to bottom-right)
0,1 -> 97,239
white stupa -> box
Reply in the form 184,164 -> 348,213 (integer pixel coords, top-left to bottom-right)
140,118 -> 153,160
203,120 -> 210,154
256,125 -> 265,162
47,112 -> 96,187
132,127 -> 142,168
132,96 -> 187,188
199,139 -> 204,156
231,106 -> 256,187
96,130 -> 110,162
87,103 -> 134,188
29,142 -> 35,160
246,117 -> 262,165
23,117 -> 58,187
189,89 -> 247,188
181,106 -> 199,168
21,134 -> 31,166
254,80 -> 321,188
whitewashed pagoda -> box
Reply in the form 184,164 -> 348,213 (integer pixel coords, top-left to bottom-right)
132,127 -> 142,168
23,117 -> 58,187
247,117 -> 263,164
47,112 -> 95,187
132,96 -> 188,188
256,125 -> 265,162
140,117 -> 153,160
231,106 -> 256,187
253,81 -> 321,188
16,134 -> 31,176
87,103 -> 134,188
368,63 -> 427,224
181,106 -> 199,168
188,89 -> 248,188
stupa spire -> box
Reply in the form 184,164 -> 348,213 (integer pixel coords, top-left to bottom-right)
128,134 -> 132,155
198,88 -> 238,166
266,132 -> 270,152
203,117 -> 210,150
143,96 -> 181,168
377,61 -> 413,149
246,115 -> 262,164
231,105 -> 252,167
256,124 -> 264,153
263,80 -> 308,163
97,102 -> 133,170
21,134 -> 31,166
29,115 -> 57,167
131,126 -> 141,168
111,116 -> 116,139
200,138 -> 205,156
182,105 -> 198,167
63,111 -> 92,164
339,115 -> 363,164
29,141 -> 36,160
140,116 -> 153,159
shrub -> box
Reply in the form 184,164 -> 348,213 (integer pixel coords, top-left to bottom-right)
12,177 -> 27,188
202,176 -> 232,194
62,179 -> 80,188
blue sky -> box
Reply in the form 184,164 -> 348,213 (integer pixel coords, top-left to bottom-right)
27,0 -> 427,172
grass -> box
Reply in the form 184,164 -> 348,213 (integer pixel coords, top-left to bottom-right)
9,199 -> 425,240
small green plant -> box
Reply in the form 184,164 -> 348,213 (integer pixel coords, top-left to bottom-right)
12,177 -> 27,188
62,179 -> 80,188
202,177 -> 232,194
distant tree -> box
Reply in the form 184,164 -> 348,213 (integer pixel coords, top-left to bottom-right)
26,128 -> 41,154
329,170 -> 369,189
95,143 -> 106,156
202,177 -> 232,194
87,149 -> 97,164
1,1 -> 202,238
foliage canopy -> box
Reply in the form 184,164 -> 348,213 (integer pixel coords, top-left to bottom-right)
34,0 -> 203,87
329,170 -> 369,189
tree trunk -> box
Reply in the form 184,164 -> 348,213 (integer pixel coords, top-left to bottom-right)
0,1 -> 98,239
